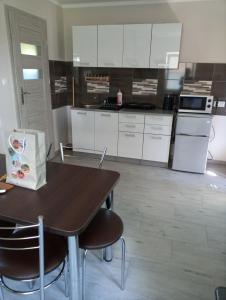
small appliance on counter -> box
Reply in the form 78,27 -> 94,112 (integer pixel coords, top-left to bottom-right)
163,94 -> 178,111
178,94 -> 213,114
100,96 -> 122,110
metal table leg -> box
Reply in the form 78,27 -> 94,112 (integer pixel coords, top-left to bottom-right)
104,190 -> 114,262
68,236 -> 80,300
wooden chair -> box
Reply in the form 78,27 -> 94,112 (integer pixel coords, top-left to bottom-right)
79,208 -> 126,300
0,216 -> 68,299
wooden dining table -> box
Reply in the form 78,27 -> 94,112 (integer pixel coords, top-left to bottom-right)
0,154 -> 120,300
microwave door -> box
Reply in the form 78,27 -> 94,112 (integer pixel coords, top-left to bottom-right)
179,96 -> 207,112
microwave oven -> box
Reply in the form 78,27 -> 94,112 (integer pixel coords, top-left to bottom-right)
178,95 -> 213,114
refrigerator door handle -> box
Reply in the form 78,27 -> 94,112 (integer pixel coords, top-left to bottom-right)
177,133 -> 207,138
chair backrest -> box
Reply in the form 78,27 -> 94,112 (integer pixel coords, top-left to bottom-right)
0,216 -> 45,300
98,147 -> 107,169
59,142 -> 64,162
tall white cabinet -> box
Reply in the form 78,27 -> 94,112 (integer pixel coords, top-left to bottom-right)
72,26 -> 98,67
150,23 -> 182,69
98,25 -> 123,68
123,24 -> 152,68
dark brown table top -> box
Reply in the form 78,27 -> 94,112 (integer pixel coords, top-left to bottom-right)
0,154 -> 120,236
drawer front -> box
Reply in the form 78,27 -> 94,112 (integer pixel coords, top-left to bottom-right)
119,122 -> 144,133
118,132 -> 143,159
145,114 -> 172,126
142,134 -> 171,162
119,113 -> 144,124
144,124 -> 171,135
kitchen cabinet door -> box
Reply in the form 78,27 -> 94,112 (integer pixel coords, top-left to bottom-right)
95,112 -> 119,156
118,132 -> 143,159
123,24 -> 152,68
72,26 -> 97,67
150,23 -> 182,69
98,25 -> 123,68
143,134 -> 171,162
71,110 -> 94,151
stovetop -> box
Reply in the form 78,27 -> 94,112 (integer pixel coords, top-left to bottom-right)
99,102 -> 156,111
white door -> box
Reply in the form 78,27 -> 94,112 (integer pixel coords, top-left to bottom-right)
71,110 -> 94,151
7,6 -> 54,157
95,112 -> 118,156
118,132 -> 143,159
176,115 -> 212,136
143,134 -> 171,162
72,26 -> 98,67
123,24 -> 152,68
98,25 -> 123,68
172,135 -> 209,173
150,23 -> 182,69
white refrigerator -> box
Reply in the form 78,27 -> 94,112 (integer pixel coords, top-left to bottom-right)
172,113 -> 212,173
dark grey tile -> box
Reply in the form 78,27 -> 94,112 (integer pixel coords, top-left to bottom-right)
158,63 -> 186,80
213,64 -> 226,81
185,63 -> 214,80
158,79 -> 182,95
212,81 -> 226,98
133,68 -> 158,80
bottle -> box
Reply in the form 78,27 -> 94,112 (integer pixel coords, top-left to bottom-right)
117,89 -> 123,106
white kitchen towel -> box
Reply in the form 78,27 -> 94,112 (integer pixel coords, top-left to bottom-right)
6,129 -> 46,190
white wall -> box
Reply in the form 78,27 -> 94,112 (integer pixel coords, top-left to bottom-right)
63,0 -> 226,63
0,0 -> 65,154
208,116 -> 226,162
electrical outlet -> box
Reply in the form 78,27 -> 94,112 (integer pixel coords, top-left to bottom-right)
218,101 -> 226,108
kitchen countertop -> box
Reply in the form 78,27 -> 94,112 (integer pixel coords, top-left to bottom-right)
71,106 -> 174,116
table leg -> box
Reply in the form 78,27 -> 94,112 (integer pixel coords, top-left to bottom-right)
104,190 -> 114,262
68,236 -> 80,300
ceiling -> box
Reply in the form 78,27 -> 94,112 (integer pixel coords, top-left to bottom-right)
51,0 -> 215,8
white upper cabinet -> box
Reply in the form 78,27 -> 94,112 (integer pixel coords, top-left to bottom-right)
72,26 -> 97,67
150,23 -> 182,69
98,25 -> 123,68
123,24 -> 152,68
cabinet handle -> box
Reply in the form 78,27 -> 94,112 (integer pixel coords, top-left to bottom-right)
125,115 -> 136,119
151,136 -> 162,140
125,133 -> 135,137
125,124 -> 136,128
103,62 -> 114,67
77,111 -> 87,115
101,113 -> 111,117
150,126 -> 163,130
80,62 -> 90,66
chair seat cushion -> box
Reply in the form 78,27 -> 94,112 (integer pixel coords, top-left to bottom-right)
79,208 -> 123,250
0,228 -> 67,280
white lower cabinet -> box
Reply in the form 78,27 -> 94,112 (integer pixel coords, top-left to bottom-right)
71,110 -> 94,151
118,132 -> 143,159
71,109 -> 173,163
94,112 -> 118,156
143,134 -> 171,162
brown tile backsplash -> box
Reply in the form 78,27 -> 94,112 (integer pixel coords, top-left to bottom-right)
49,60 -> 73,109
48,61 -> 226,115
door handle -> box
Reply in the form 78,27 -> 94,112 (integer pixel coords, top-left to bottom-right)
21,87 -> 31,105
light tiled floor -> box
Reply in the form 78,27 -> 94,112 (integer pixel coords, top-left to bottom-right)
3,155 -> 226,300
